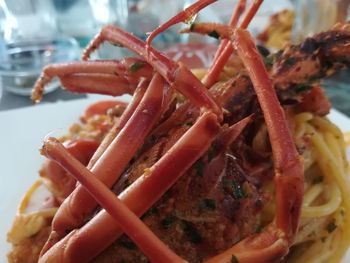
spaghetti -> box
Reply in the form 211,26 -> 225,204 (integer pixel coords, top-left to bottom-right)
5,6 -> 350,260
283,113 -> 350,262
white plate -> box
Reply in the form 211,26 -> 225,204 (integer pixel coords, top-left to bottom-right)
0,97 -> 349,262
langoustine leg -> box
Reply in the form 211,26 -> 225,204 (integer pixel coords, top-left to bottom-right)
41,18 -> 224,253
31,58 -> 153,103
41,137 -> 186,263
41,73 -> 173,254
40,111 -> 220,262
37,0 -> 263,261
205,28 -> 304,263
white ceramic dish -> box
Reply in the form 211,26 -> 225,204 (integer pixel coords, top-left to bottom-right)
0,96 -> 349,262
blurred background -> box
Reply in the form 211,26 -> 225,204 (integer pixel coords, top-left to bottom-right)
0,0 -> 349,114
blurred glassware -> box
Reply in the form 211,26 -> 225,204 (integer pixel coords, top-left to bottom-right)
184,0 -> 293,37
290,0 -> 350,117
93,0 -> 187,59
291,0 -> 350,43
0,0 -> 79,96
53,0 -> 98,47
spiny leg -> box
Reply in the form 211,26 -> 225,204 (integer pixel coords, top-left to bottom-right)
41,73 -> 172,255
82,25 -> 222,117
40,112 -> 220,262
212,0 -> 246,61
60,74 -> 133,96
204,0 -> 247,86
31,59 -> 152,103
205,28 -> 303,263
41,139 -> 100,201
42,24 -> 222,255
145,0 -> 249,87
203,0 -> 263,87
86,79 -> 149,169
146,0 -> 218,46
41,138 -> 185,263
233,29 -> 303,242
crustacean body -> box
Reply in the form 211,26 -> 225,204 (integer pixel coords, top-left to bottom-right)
8,0 -> 350,262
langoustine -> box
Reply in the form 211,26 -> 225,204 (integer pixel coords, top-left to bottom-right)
7,0 -> 350,262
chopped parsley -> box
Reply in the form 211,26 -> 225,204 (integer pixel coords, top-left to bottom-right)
161,213 -> 177,229
189,23 -> 196,31
312,175 -> 324,184
184,121 -> 194,127
233,184 -> 245,199
254,226 -> 263,233
223,179 -> 246,199
112,42 -> 124,47
341,209 -> 345,216
142,206 -> 159,219
208,30 -> 220,39
207,147 -> 216,162
326,219 -> 337,233
130,62 -> 144,72
283,57 -> 297,67
263,55 -> 274,68
182,221 -> 202,244
200,198 -> 216,210
274,49 -> 283,59
294,83 -> 312,93
194,159 -> 205,177
231,255 -> 239,263
255,199 -> 263,209
120,239 -> 137,250
257,45 -> 270,57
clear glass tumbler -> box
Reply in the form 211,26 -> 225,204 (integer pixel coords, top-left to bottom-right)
292,0 -> 350,43
90,0 -> 187,59
0,0 -> 79,96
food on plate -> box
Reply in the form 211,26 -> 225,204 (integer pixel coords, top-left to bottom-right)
257,9 -> 294,49
7,0 -> 350,262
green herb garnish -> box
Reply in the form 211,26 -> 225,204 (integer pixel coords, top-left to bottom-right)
326,219 -> 337,233
207,147 -> 216,162
254,226 -> 263,233
231,255 -> 239,263
257,45 -> 270,57
223,179 -> 246,199
255,199 -> 263,209
312,175 -> 324,184
130,62 -> 144,72
120,239 -> 137,250
194,159 -> 205,177
161,213 -> 177,229
294,83 -> 312,93
284,57 -> 297,67
200,198 -> 216,210
184,121 -> 194,127
232,181 -> 245,199
112,42 -> 124,47
189,23 -> 196,31
208,30 -> 220,39
182,221 -> 202,244
263,55 -> 274,68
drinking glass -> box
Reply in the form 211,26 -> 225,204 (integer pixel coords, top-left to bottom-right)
292,0 -> 350,43
0,0 -> 79,96
91,0 -> 187,59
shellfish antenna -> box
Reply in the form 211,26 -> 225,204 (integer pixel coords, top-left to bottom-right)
146,0 -> 218,46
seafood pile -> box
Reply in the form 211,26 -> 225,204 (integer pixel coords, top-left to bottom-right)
7,0 -> 350,262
